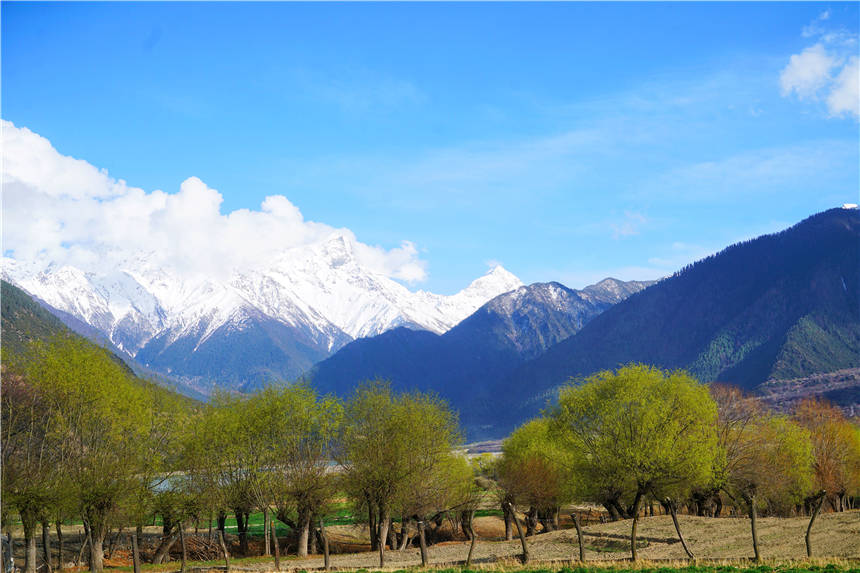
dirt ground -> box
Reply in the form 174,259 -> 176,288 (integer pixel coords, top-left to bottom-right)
10,511 -> 859,571
246,511 -> 860,570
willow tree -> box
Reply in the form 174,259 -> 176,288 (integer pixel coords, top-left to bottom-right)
498,418 -> 577,563
19,336 -> 156,573
794,398 -> 860,512
124,385 -> 189,571
551,364 -> 718,561
395,453 -> 476,566
792,398 -> 860,556
337,381 -> 461,567
722,413 -> 812,561
256,385 -> 342,558
1,368 -> 64,573
499,419 -> 574,533
182,392 -> 265,555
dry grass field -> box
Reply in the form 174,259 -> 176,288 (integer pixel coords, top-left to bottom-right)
227,511 -> 860,571
12,511 -> 858,572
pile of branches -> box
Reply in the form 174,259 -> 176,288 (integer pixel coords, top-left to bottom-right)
169,535 -> 224,562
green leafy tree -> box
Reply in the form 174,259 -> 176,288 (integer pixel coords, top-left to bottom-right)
793,397 -> 860,511
551,364 -> 718,561
710,385 -> 814,561
396,452 -> 476,565
182,392 -> 263,555
1,367 -> 64,573
19,336 -> 157,573
498,418 -> 574,535
722,413 -> 813,561
255,384 -> 342,558
337,381 -> 461,567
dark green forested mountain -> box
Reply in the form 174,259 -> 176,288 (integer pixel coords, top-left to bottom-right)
494,208 -> 860,435
308,278 -> 652,434
2,280 -> 75,359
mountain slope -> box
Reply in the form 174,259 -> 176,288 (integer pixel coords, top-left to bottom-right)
309,277 -> 653,436
502,208 -> 860,431
2,280 -> 71,359
1,280 -> 199,404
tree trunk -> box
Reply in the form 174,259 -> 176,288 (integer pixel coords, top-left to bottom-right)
806,490 -> 826,558
106,528 -> 116,560
465,511 -> 477,569
503,503 -> 513,541
377,506 -> 390,567
76,530 -> 89,567
506,503 -> 529,564
603,502 -> 622,521
269,518 -> 281,571
208,512 -> 213,543
151,530 -> 178,565
89,522 -> 106,573
572,512 -> 585,562
417,520 -> 428,567
55,522 -> 64,572
387,518 -> 397,549
218,530 -> 231,573
131,530 -> 141,573
269,511 -> 281,571
178,524 -> 187,573
398,518 -> 410,551
630,489 -> 644,561
309,525 -> 318,555
23,519 -> 37,573
747,494 -> 761,563
296,509 -> 311,558
538,509 -> 552,533
263,510 -> 270,556
666,499 -> 694,559
319,518 -> 330,571
237,512 -> 249,556
41,521 -> 53,573
367,501 -> 378,552
611,499 -> 629,520
524,507 -> 538,536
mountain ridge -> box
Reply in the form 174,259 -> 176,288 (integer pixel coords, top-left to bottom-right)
308,276 -> 655,436
2,234 -> 523,391
494,207 -> 860,434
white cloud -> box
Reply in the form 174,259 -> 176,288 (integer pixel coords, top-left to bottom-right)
0,120 -> 427,282
827,56 -> 860,118
781,17 -> 859,119
610,211 -> 648,239
780,44 -> 836,100
802,10 -> 830,38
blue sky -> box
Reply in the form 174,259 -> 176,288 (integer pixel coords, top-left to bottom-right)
3,2 -> 858,293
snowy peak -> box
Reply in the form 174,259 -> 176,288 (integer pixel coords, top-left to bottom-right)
460,265 -> 523,299
2,249 -> 524,392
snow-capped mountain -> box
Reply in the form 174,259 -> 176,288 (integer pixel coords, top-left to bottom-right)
2,233 -> 522,392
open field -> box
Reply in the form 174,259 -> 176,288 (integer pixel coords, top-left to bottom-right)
231,512 -> 860,570
11,511 -> 858,573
